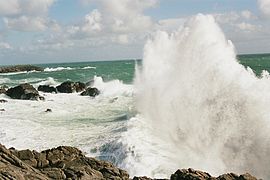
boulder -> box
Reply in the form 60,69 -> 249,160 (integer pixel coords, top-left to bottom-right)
38,85 -> 57,93
6,83 -> 44,100
80,87 -> 100,97
56,81 -> 86,93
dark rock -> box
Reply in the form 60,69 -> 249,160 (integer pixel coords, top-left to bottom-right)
0,65 -> 44,73
0,144 -> 259,180
80,87 -> 100,97
38,85 -> 57,93
0,109 -> 5,111
74,81 -> 86,92
0,99 -> 7,103
56,81 -> 86,93
45,109 -> 52,112
6,83 -> 44,100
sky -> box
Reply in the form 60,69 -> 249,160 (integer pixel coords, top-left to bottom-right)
0,0 -> 270,65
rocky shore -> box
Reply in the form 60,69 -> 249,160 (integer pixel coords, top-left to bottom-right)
0,144 -> 259,180
0,65 -> 44,73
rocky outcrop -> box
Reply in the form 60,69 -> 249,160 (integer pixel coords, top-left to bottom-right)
38,85 -> 57,93
0,65 -> 44,73
0,145 -> 259,180
56,81 -> 86,93
170,168 -> 257,180
80,87 -> 100,97
0,144 -> 129,180
6,83 -> 44,100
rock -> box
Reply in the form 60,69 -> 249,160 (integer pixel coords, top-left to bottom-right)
0,86 -> 7,94
38,85 -> 57,93
0,109 -> 5,111
56,81 -> 86,93
0,65 -> 44,73
0,99 -> 7,103
45,109 -> 52,112
80,87 -> 100,97
6,83 -> 44,100
74,81 -> 86,92
0,144 -> 259,180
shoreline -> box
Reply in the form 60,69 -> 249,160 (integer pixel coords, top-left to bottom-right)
0,144 -> 258,180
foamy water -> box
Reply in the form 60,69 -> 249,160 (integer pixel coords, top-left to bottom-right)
122,14 -> 270,179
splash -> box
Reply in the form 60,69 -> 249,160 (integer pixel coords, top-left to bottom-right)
127,14 -> 270,178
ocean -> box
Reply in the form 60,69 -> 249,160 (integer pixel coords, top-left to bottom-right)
1,15 -> 270,179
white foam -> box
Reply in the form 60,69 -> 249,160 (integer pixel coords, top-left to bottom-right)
44,67 -> 75,72
123,14 -> 270,179
82,66 -> 96,69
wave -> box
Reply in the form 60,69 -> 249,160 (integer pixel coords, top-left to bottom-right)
123,14 -> 270,179
0,71 -> 37,76
82,66 -> 96,69
44,67 -> 75,72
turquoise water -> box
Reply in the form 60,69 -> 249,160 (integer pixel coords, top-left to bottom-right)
1,54 -> 270,87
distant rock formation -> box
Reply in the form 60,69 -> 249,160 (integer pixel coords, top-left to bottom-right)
0,144 -> 259,180
0,65 -> 44,73
6,83 -> 44,100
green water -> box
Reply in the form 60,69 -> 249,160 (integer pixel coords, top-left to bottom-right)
1,54 -> 270,87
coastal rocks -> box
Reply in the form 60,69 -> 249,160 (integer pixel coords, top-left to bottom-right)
0,144 -> 259,180
45,109 -> 52,112
0,144 -> 129,180
38,85 -> 57,93
80,87 -> 100,97
0,99 -> 7,103
56,81 -> 86,93
0,65 -> 44,73
6,83 -> 44,100
170,168 -> 258,180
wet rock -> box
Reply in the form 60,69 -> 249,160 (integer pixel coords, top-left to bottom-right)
80,87 -> 100,97
0,65 -> 44,73
0,99 -> 7,103
0,109 -> 5,111
45,108 -> 52,112
6,83 -> 44,100
56,81 -> 86,93
38,85 -> 57,93
0,144 -> 259,180
0,86 -> 7,94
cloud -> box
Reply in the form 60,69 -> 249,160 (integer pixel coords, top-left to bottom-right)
0,0 -> 56,31
236,22 -> 261,32
0,42 -> 12,49
4,16 -> 47,31
82,9 -> 102,33
258,0 -> 270,17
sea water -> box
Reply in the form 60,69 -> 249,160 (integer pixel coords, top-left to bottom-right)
1,14 -> 270,179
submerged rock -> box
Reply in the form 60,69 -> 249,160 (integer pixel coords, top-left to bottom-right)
56,81 -> 86,93
0,65 -> 44,73
6,83 -> 44,100
0,99 -> 7,103
45,109 -> 52,112
80,87 -> 100,97
38,85 -> 57,93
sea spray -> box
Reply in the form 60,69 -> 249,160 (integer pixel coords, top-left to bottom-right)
125,14 -> 270,178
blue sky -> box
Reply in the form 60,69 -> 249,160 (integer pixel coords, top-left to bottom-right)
0,0 -> 269,65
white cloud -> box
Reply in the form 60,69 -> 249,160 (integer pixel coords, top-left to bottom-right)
0,0 -> 20,16
236,22 -> 261,32
258,0 -> 270,17
241,10 -> 254,20
0,42 -> 12,49
0,0 -> 56,31
82,9 -> 102,33
4,16 -> 47,31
